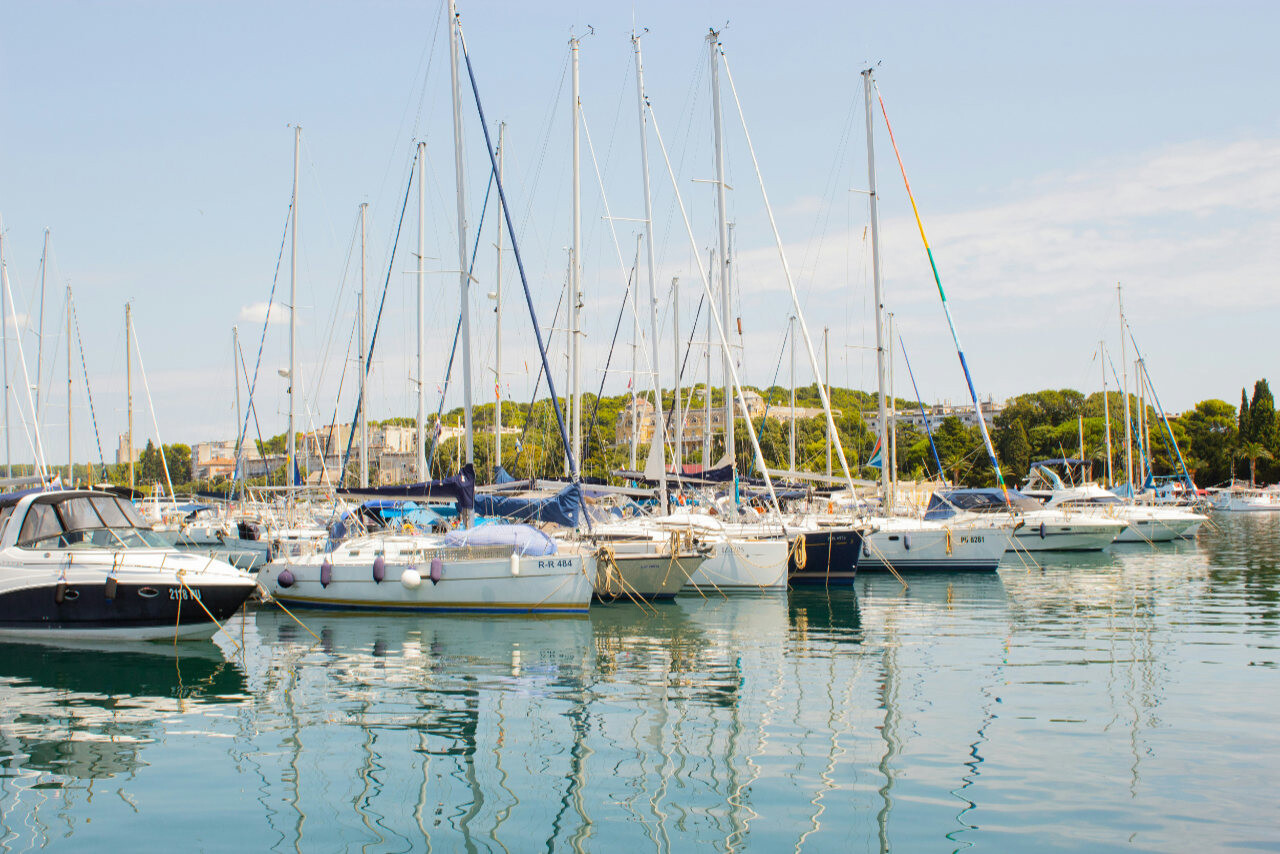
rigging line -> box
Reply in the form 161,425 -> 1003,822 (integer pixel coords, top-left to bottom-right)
718,47 -> 859,499
128,318 -> 175,499
68,291 -> 107,479
335,149 -> 419,488
426,167 -> 495,475
235,199 -> 293,478
234,339 -> 269,491
322,314 -> 358,469
579,102 -> 661,400
873,79 -> 1007,496
746,319 -> 791,477
510,286 -> 566,474
459,24 -> 579,484
0,256 -> 48,480
899,334 -> 945,482
1124,326 -> 1195,491
311,208 -> 361,419
582,263 -> 636,470
644,89 -> 781,514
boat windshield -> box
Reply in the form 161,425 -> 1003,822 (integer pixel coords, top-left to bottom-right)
16,495 -> 173,550
1059,495 -> 1123,507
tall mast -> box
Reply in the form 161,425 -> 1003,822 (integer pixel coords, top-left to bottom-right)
287,125 -> 299,520
36,229 -> 48,427
1137,357 -> 1148,487
704,248 -> 713,467
494,122 -> 505,472
709,30 -> 733,476
863,69 -> 891,505
789,315 -> 796,473
632,31 -> 666,507
672,276 -> 681,471
416,142 -> 427,481
1101,340 -> 1112,487
358,202 -> 369,488
0,231 -> 10,478
448,0 -> 474,465
888,312 -> 897,506
629,233 -> 640,471
824,326 -> 831,477
66,284 -> 72,485
126,301 -> 134,491
1118,283 -> 1132,496
233,325 -> 242,500
569,34 -> 583,478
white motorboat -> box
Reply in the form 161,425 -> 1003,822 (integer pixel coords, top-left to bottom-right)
922,488 -> 1126,552
1207,484 -> 1280,513
1030,484 -> 1206,542
0,489 -> 256,640
261,524 -> 593,614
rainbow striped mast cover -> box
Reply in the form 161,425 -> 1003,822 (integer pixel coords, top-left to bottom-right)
874,84 -> 1008,498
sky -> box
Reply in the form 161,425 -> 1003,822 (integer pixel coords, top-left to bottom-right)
1,0 -> 1277,468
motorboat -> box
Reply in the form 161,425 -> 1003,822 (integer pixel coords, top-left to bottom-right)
923,488 -> 1127,552
1027,483 -> 1205,542
0,489 -> 256,640
1207,483 -> 1280,513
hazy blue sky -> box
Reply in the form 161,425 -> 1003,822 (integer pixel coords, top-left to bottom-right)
1,1 -> 1277,468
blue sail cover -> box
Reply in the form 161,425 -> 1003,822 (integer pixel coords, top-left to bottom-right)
337,464 -> 475,511
475,482 -> 580,529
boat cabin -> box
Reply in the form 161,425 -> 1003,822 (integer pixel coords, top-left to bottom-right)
0,489 -> 173,551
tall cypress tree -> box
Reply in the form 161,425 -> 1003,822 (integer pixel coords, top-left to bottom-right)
1240,389 -> 1251,440
1250,380 -> 1276,448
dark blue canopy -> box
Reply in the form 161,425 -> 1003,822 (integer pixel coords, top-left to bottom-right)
475,482 -> 581,529
337,464 -> 475,511
924,487 -> 1042,520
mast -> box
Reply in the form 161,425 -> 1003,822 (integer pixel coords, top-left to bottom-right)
36,229 -> 48,427
888,312 -> 897,506
709,29 -> 733,477
494,122 -> 505,472
287,125 -> 299,521
448,0 -> 474,466
824,326 -> 832,477
672,276 -> 682,471
629,233 -> 640,471
1137,357 -> 1148,487
359,202 -> 369,488
1118,284 -> 1133,496
66,283 -> 72,485
0,231 -> 10,478
704,253 -> 712,468
789,315 -> 796,473
233,325 -> 243,500
416,142 -> 427,481
1101,341 -> 1113,487
864,69 -> 891,505
126,302 -> 134,491
632,31 -> 666,507
569,34 -> 582,478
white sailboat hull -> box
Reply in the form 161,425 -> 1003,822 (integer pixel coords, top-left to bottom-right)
686,538 -> 789,590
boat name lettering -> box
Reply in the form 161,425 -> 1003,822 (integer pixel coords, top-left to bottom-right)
170,587 -> 203,601
959,535 -> 985,544
536,559 -> 575,569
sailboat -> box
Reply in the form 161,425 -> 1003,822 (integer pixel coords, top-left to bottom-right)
262,7 -> 593,614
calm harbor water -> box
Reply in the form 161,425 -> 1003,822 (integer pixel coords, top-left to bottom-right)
1,516 -> 1278,852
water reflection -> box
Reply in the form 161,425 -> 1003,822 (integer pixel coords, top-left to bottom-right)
0,640 -> 245,849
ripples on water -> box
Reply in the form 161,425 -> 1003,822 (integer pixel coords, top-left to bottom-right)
1,517 -> 1277,852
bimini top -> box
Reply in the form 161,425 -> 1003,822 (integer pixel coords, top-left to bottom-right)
924,487 -> 1043,520
0,488 -> 172,550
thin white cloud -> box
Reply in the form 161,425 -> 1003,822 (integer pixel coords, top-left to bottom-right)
238,302 -> 288,326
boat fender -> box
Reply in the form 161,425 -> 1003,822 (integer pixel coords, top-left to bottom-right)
373,555 -> 386,583
1039,522 -> 1047,540
510,553 -> 520,576
402,566 -> 422,589
430,557 -> 444,584
104,576 -> 118,600
863,540 -> 870,558
55,581 -> 68,604
320,559 -> 333,588
903,534 -> 911,551
277,569 -> 296,589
